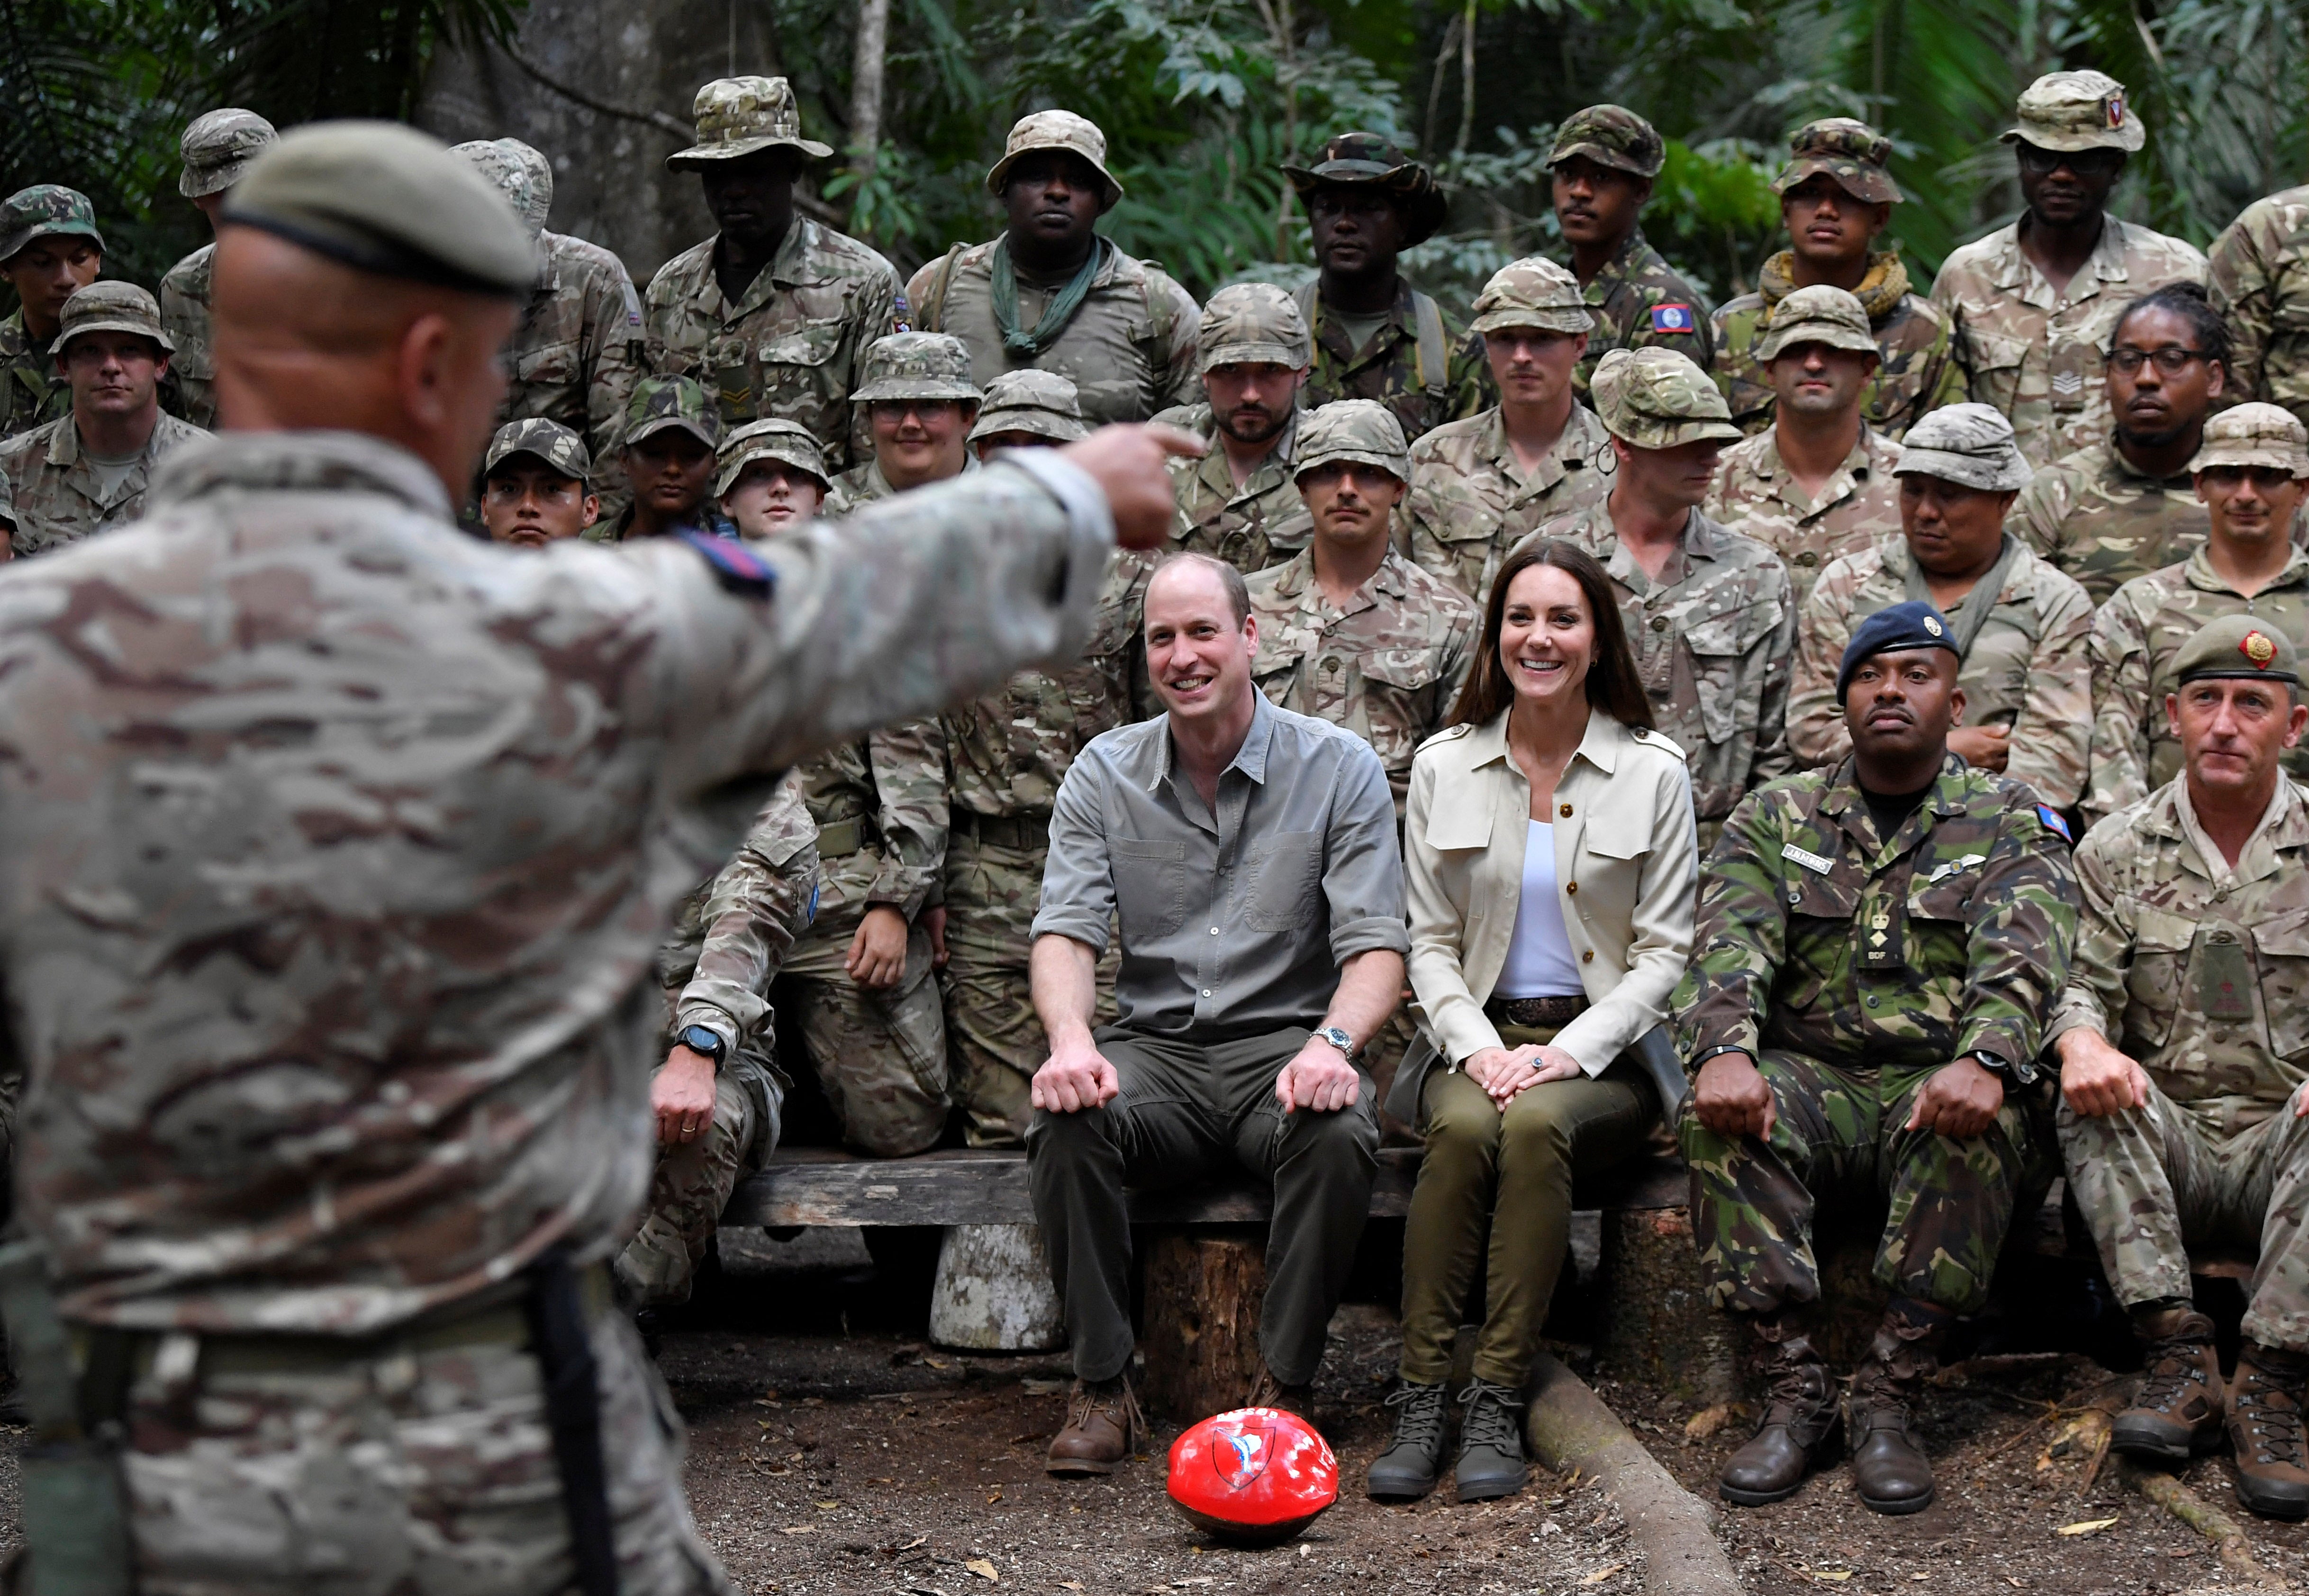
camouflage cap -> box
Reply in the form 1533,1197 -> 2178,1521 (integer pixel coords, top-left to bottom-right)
0,185 -> 102,266
224,122 -> 537,298
1197,282 -> 1312,372
852,332 -> 983,404
2189,401 -> 2309,477
1757,283 -> 1878,362
1468,255 -> 1595,337
1546,106 -> 1665,180
1773,117 -> 1901,205
55,281 -> 171,354
2003,69 -> 2144,155
623,374 -> 722,450
1893,401 -> 2033,492
966,368 -> 1089,445
667,76 -> 833,169
985,110 -> 1123,211
1280,132 -> 1447,247
179,109 -> 279,199
2173,613 -> 2302,686
453,138 -> 553,238
715,417 -> 831,497
485,417 -> 593,482
1292,399 -> 1409,484
1591,347 -> 1742,449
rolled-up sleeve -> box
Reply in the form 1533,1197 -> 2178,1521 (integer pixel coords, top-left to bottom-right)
1031,745 -> 1117,953
1322,738 -> 1411,964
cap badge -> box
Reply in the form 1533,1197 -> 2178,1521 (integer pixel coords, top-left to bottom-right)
1922,615 -> 1945,637
2105,93 -> 2125,129
2243,630 -> 2278,667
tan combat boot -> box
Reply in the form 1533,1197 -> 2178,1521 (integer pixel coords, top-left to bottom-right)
2229,1342 -> 2309,1520
2112,1304 -> 2224,1460
1045,1374 -> 1147,1477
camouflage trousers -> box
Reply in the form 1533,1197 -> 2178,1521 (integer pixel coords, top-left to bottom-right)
120,1302 -> 732,1596
1680,1050 -> 2033,1317
2059,1082 -> 2309,1352
617,1056 -> 775,1309
780,911 -> 949,1157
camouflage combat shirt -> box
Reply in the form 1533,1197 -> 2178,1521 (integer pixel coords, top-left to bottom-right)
784,719 -> 949,939
1404,403 -> 1615,601
1709,251 -> 1967,441
1788,534 -> 2094,807
501,230 -> 648,464
1572,227 -> 1714,403
0,309 -> 65,443
1152,399 -> 1311,573
2208,186 -> 2309,433
157,244 -> 219,430
0,410 -> 211,558
1299,278 -> 1488,443
1703,423 -> 1903,610
2007,436 -> 2209,607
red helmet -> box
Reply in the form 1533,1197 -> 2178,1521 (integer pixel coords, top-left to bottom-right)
1166,1407 -> 1339,1545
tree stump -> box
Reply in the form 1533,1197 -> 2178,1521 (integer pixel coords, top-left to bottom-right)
1138,1227 -> 1266,1418
1595,1206 -> 1739,1404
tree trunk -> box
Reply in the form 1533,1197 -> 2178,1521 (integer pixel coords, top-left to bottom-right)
1139,1229 -> 1267,1419
846,0 -> 890,197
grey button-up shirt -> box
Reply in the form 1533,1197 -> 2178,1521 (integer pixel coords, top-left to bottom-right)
1033,693 -> 1409,1040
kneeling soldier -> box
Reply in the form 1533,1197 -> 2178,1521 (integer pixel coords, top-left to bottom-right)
2053,615 -> 2309,1519
1677,600 -> 2079,1514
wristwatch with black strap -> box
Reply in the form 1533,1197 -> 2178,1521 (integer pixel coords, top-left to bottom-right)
674,1024 -> 728,1071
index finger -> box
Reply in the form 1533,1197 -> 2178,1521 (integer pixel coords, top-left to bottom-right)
1141,422 -> 1207,460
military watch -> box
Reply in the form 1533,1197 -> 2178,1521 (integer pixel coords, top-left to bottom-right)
1314,1025 -> 1356,1061
1962,1047 -> 2036,1087
674,1025 -> 729,1070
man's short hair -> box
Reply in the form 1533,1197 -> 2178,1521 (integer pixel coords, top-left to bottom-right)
1150,550 -> 1250,629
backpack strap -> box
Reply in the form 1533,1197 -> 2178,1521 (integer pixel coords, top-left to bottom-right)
1411,289 -> 1449,408
915,243 -> 967,333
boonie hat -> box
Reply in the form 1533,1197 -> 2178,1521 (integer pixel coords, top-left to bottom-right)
1837,599 -> 1961,700
54,281 -> 172,355
1758,284 -> 1878,363
1281,133 -> 1447,247
454,139 -> 553,238
486,417 -> 593,483
1546,106 -> 1665,180
1590,347 -> 1741,449
2173,614 -> 2301,686
1773,118 -> 1902,205
1198,283 -> 1312,372
967,369 -> 1089,445
667,77 -> 833,169
0,185 -> 102,266
179,109 -> 278,200
1292,399 -> 1408,484
985,111 -> 1123,211
2003,69 -> 2144,155
1894,403 -> 2032,492
852,332 -> 983,404
715,417 -> 831,497
1468,256 -> 1594,337
624,375 -> 722,450
2189,402 -> 2309,479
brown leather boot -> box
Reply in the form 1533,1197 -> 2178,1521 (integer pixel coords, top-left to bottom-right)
2113,1304 -> 2225,1460
2229,1342 -> 2309,1520
1045,1375 -> 1147,1477
1244,1361 -> 1315,1421
1719,1311 -> 1840,1506
1845,1301 -> 1945,1516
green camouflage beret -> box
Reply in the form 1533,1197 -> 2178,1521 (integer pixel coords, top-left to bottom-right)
1591,347 -> 1741,449
224,122 -> 538,297
1292,398 -> 1408,483
1773,117 -> 1901,205
1757,284 -> 1878,362
453,139 -> 552,238
56,281 -> 171,354
624,375 -> 721,450
968,368 -> 1089,445
715,417 -> 830,497
1198,282 -> 1312,372
0,185 -> 102,266
2173,613 -> 2300,686
1469,255 -> 1594,336
1547,106 -> 1664,180
2004,69 -> 2144,155
986,110 -> 1124,211
668,76 -> 832,168
486,417 -> 592,482
2189,402 -> 2309,478
1281,132 -> 1447,247
852,332 -> 982,404
1894,402 -> 2033,492
180,109 -> 278,199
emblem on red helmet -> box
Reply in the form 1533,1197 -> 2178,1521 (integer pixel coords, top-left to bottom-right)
1167,1407 -> 1339,1545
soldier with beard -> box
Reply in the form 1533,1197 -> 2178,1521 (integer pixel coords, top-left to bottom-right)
1159,282 -> 1315,572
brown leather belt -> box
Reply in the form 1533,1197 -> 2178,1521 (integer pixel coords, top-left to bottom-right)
1486,995 -> 1590,1028
951,808 -> 1049,852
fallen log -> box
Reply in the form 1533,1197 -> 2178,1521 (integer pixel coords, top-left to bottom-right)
2117,1458 -> 2285,1589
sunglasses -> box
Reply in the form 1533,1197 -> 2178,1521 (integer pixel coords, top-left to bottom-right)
2015,145 -> 2125,178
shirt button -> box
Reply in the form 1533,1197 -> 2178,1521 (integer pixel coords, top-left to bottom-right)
1209,926 -> 1220,934
1201,989 -> 1212,998
1321,656 -> 1341,672
1559,803 -> 1573,817
1866,995 -> 1880,1008
1796,551 -> 1818,566
1650,616 -> 1668,631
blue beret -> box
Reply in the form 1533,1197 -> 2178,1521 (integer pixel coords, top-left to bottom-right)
1837,599 -> 1960,700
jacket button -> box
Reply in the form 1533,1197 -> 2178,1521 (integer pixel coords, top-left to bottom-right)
1566,880 -> 1578,895
1796,550 -> 1818,566
1650,616 -> 1668,631
1559,803 -> 1573,817
1581,950 -> 1594,963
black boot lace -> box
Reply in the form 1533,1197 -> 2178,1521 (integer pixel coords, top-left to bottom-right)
2137,1333 -> 2215,1415
1458,1378 -> 1526,1456
1383,1380 -> 1450,1453
2237,1360 -> 2307,1468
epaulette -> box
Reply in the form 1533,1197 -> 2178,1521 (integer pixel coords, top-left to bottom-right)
677,530 -> 777,598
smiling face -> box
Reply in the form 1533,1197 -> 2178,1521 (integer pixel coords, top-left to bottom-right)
870,399 -> 972,489
2197,464 -> 2309,554
1497,561 -> 1596,713
1766,340 -> 1876,419
1844,645 -> 1963,765
1143,558 -> 1258,728
1780,174 -> 1888,275
61,329 -> 164,422
2172,676 -> 2307,800
1002,151 -> 1104,257
1484,326 -> 1586,410
720,458 -> 823,537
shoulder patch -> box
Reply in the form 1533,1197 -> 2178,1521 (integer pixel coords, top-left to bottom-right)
892,288 -> 911,334
1650,303 -> 1696,333
677,530 -> 777,598
2035,803 -> 2073,843
620,277 -> 643,328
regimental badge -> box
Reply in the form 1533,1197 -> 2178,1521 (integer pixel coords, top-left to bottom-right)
2243,630 -> 2278,667
1922,615 -> 1944,637
2106,93 -> 2126,130
1651,304 -> 1695,333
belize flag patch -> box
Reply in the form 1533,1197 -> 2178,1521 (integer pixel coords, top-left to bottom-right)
2036,804 -> 2074,844
1651,303 -> 1696,333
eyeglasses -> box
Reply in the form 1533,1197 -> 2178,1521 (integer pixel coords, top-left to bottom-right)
2108,346 -> 2206,375
2015,145 -> 2124,178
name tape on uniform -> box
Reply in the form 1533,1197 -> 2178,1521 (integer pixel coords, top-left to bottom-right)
1781,842 -> 1834,874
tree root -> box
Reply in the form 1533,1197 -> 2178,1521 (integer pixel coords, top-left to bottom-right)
2118,1458 -> 2286,1589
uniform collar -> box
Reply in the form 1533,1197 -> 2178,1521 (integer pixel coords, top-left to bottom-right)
2100,434 -> 2196,491
1587,227 -> 1659,294
1480,403 -> 1605,492
1817,752 -> 1970,854
2182,540 -> 2309,597
1987,214 -> 2133,307
1748,424 -> 1883,510
145,430 -> 451,521
712,217 -> 820,319
1264,544 -> 1413,612
2160,773 -> 2307,887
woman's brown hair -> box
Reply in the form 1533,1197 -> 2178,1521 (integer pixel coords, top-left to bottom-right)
1446,538 -> 1654,731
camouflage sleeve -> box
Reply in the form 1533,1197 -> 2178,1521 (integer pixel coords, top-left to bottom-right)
641,260 -> 692,381
1439,605 -> 1479,717
2006,467 -> 2074,562
1953,797 -> 2079,1069
1670,788 -> 1789,1067
1747,564 -> 1799,788
859,257 -> 903,350
0,464 -> 12,530
2046,821 -> 2130,1045
2001,578 -> 2094,809
1785,557 -> 1861,769
1403,446 -> 1457,589
581,255 -> 647,462
674,779 -> 824,1051
902,257 -> 942,333
1918,324 -> 1971,420
2084,590 -> 2155,828
1445,320 -> 1492,426
2208,207 -> 2279,405
864,715 -> 948,916
1153,273 -> 1204,415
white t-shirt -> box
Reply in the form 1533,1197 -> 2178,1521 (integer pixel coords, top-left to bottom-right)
1494,818 -> 1585,999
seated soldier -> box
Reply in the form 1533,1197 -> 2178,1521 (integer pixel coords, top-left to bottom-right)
717,417 -> 831,539
2054,615 -> 2309,1520
605,373 -> 730,541
1028,552 -> 1408,1472
476,417 -> 600,546
969,368 -> 1091,459
1678,600 -> 2079,1514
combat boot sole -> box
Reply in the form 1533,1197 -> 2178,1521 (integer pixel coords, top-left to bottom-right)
1855,1479 -> 1937,1516
2111,1410 -> 2225,1461
2233,1471 -> 2309,1522
1719,1415 -> 1842,1506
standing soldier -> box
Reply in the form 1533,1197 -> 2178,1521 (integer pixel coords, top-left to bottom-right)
0,186 -> 103,441
1521,347 -> 1793,846
1547,107 -> 1712,402
909,111 -> 1199,427
1405,255 -> 1613,603
1787,404 -> 2093,810
1711,118 -> 1964,440
159,108 -> 277,429
2209,183 -> 2309,431
1931,70 -> 2205,469
646,76 -> 900,474
1705,284 -> 1902,609
1157,282 -> 1314,571
2088,403 -> 2309,825
1679,602 -> 2079,1515
1284,134 -> 1483,442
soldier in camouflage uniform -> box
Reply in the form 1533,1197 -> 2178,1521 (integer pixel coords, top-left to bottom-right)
1788,404 -> 2093,807
1711,119 -> 1964,441
1678,599 -> 2080,1514
0,282 -> 209,558
1156,283 -> 1314,572
158,109 -> 276,429
480,417 -> 601,545
970,368 -> 1091,456
0,122 -> 1176,1596
1705,284 -> 1904,609
2004,283 -> 2226,607
598,374 -> 737,542
1283,133 -> 1485,442
2210,185 -> 2309,433
909,111 -> 1200,427
0,186 -> 103,442
646,77 -> 901,473
830,332 -> 981,506
2088,403 -> 2309,825
1931,71 -> 2207,468
2055,615 -> 2309,1518
1546,108 -> 1713,403
1518,347 -> 1793,845
716,416 -> 832,538
1406,255 -> 1614,603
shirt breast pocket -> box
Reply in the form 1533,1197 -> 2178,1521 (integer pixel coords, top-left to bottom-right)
1245,831 -> 1322,932
2253,907 -> 2309,1062
1682,608 -> 1768,746
1111,837 -> 1188,943
1780,866 -> 1860,1006
754,317 -> 851,404
514,337 -> 582,388
2124,901 -> 2198,1056
1960,328 -> 2031,407
1359,647 -> 1445,768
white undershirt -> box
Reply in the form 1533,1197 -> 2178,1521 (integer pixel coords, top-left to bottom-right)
1494,819 -> 1585,999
